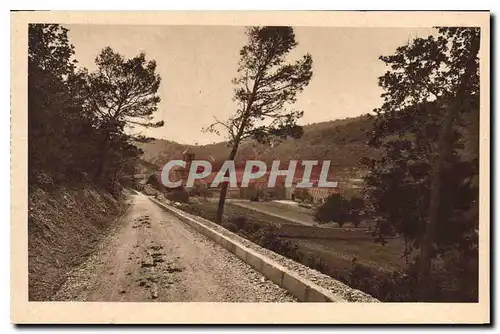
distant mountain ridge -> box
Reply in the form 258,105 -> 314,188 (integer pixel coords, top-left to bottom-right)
135,114 -> 378,174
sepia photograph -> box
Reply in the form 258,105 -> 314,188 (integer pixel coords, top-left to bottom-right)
11,10 -> 490,324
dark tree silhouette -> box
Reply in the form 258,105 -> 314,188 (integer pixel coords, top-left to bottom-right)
314,193 -> 364,228
362,27 -> 480,301
204,26 -> 313,223
83,47 -> 164,180
418,28 -> 480,301
28,24 -> 93,179
28,25 -> 164,193
85,47 -> 163,129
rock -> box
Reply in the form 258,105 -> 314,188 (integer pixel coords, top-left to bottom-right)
152,283 -> 158,299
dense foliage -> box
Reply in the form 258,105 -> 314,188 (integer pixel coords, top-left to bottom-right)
137,114 -> 377,172
314,193 -> 364,228
361,27 -> 480,301
28,24 -> 163,193
293,188 -> 313,203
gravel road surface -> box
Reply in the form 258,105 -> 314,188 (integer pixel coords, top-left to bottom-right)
53,192 -> 297,302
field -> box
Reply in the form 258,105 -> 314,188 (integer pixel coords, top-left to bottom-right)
228,199 -> 375,228
185,201 -> 407,277
156,192 -> 477,302
291,238 -> 407,274
180,200 -> 412,300
227,200 -> 317,226
196,200 -> 301,227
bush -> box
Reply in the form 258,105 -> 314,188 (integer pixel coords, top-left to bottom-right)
433,249 -> 478,302
315,193 -> 364,227
181,202 -> 475,302
247,226 -> 301,261
303,254 -> 328,273
34,172 -> 55,191
166,189 -> 190,203
229,215 -> 247,230
294,188 -> 313,203
189,185 -> 211,198
221,222 -> 238,233
347,259 -> 374,290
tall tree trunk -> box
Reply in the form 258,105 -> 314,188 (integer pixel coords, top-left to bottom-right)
418,33 -> 480,301
214,75 -> 260,224
215,143 -> 240,224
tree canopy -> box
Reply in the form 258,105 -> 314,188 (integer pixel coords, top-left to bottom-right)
84,47 -> 163,129
314,193 -> 364,228
28,24 -> 164,193
362,27 -> 480,301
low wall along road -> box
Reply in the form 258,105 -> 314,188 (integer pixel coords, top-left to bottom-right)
149,195 -> 379,303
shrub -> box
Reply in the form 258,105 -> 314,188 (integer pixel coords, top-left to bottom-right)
189,185 -> 211,198
251,227 -> 302,261
34,172 -> 55,191
315,193 -> 364,227
294,188 -> 313,203
433,249 -> 478,302
229,215 -> 247,230
347,259 -> 374,290
166,188 -> 190,203
303,254 -> 328,273
221,222 -> 238,233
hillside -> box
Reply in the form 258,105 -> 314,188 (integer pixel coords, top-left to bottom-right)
135,114 -> 378,173
28,183 -> 129,300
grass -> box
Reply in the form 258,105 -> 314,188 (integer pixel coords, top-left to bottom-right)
178,196 -> 477,302
187,201 -> 407,274
291,238 -> 407,275
185,200 -> 477,301
230,200 -> 316,225
191,202 -> 299,227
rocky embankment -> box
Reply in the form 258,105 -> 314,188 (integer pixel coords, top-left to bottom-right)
28,182 -> 129,301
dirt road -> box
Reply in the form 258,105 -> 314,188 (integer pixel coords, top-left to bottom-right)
53,192 -> 296,302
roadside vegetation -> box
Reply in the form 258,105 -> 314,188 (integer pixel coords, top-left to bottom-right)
314,193 -> 365,228
362,27 -> 479,301
29,24 -> 163,192
158,27 -> 480,302
29,23 -> 480,303
28,24 -> 164,300
178,201 -> 413,301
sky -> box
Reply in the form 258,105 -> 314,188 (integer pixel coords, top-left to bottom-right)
66,25 -> 435,145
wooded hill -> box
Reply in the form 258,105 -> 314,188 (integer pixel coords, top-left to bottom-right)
135,114 -> 378,173
135,105 -> 479,179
